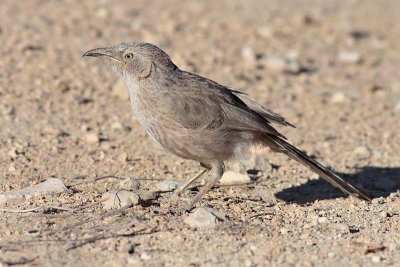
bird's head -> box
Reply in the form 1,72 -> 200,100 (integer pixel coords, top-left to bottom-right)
83,42 -> 177,83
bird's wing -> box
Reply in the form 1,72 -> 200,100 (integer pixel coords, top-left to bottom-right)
227,88 -> 295,128
158,72 -> 286,138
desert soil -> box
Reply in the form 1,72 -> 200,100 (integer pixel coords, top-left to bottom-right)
0,0 -> 399,266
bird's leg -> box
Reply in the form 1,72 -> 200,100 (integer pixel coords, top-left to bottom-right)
175,162 -> 212,196
175,169 -> 208,196
185,162 -> 224,211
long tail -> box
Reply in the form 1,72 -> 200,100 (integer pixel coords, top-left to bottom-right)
262,134 -> 371,201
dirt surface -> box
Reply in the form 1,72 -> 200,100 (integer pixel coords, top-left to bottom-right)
1,0 -> 399,266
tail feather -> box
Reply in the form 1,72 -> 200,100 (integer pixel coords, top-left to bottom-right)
263,135 -> 371,202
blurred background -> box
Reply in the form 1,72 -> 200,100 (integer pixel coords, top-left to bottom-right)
0,0 -> 399,266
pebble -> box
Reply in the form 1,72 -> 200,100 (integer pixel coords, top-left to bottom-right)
260,56 -> 301,74
118,178 -> 140,191
85,133 -> 99,143
330,223 -> 350,233
0,178 -> 68,205
241,46 -> 256,63
184,207 -> 223,228
111,121 -> 124,131
337,51 -> 361,64
257,26 -> 273,38
8,149 -> 18,159
140,253 -> 151,261
158,180 -> 180,191
101,190 -> 139,210
330,92 -> 349,104
318,217 -> 329,224
380,211 -> 389,218
371,197 -> 384,205
112,79 -> 129,99
96,8 -> 109,19
118,152 -> 129,162
135,189 -> 156,201
219,171 -> 251,185
42,127 -> 66,137
395,101 -> 400,112
371,255 -> 381,263
353,146 -> 371,160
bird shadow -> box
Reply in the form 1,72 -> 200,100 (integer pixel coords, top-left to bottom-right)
274,166 -> 400,204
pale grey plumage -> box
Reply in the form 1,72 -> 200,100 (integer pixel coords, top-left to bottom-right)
83,42 -> 371,209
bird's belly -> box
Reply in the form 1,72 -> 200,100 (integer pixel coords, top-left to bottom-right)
142,121 -> 254,163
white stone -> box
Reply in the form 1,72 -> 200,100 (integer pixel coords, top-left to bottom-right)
0,178 -> 67,205
338,52 -> 361,64
353,146 -> 371,160
260,56 -> 300,73
241,46 -> 256,63
219,171 -> 251,185
330,92 -> 349,104
184,207 -> 222,228
118,178 -> 140,191
318,217 -> 329,224
85,133 -> 99,143
101,190 -> 139,209
158,180 -> 180,191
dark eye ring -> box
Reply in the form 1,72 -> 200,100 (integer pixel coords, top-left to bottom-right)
124,53 -> 133,59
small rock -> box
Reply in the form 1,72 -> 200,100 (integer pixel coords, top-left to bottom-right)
8,149 -> 18,159
241,46 -> 256,63
374,178 -> 397,191
330,92 -> 349,104
42,127 -> 67,137
0,178 -> 67,205
318,217 -> 329,224
380,211 -> 389,218
96,8 -> 109,19
111,121 -> 124,131
260,56 -> 301,74
101,190 -> 139,210
118,152 -> 129,162
112,79 -> 129,99
184,207 -> 223,228
328,252 -> 335,258
158,180 -> 180,191
371,197 -> 384,205
135,189 -> 156,201
140,253 -> 151,261
85,133 -> 99,143
338,52 -> 361,64
257,26 -> 273,38
371,255 -> 381,263
353,146 -> 371,160
118,178 -> 140,191
127,256 -> 142,265
2,106 -> 15,116
395,101 -> 400,112
330,223 -> 350,233
8,164 -> 16,172
219,171 -> 251,185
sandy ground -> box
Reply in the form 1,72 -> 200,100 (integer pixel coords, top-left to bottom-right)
0,0 -> 399,266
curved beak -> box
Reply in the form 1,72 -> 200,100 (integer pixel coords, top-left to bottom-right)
83,47 -> 122,62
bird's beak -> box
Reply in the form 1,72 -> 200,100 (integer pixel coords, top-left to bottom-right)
83,47 -> 122,62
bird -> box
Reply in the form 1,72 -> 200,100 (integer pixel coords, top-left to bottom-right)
83,42 -> 371,210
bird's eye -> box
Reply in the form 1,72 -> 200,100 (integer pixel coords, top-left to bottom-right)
124,53 -> 133,59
